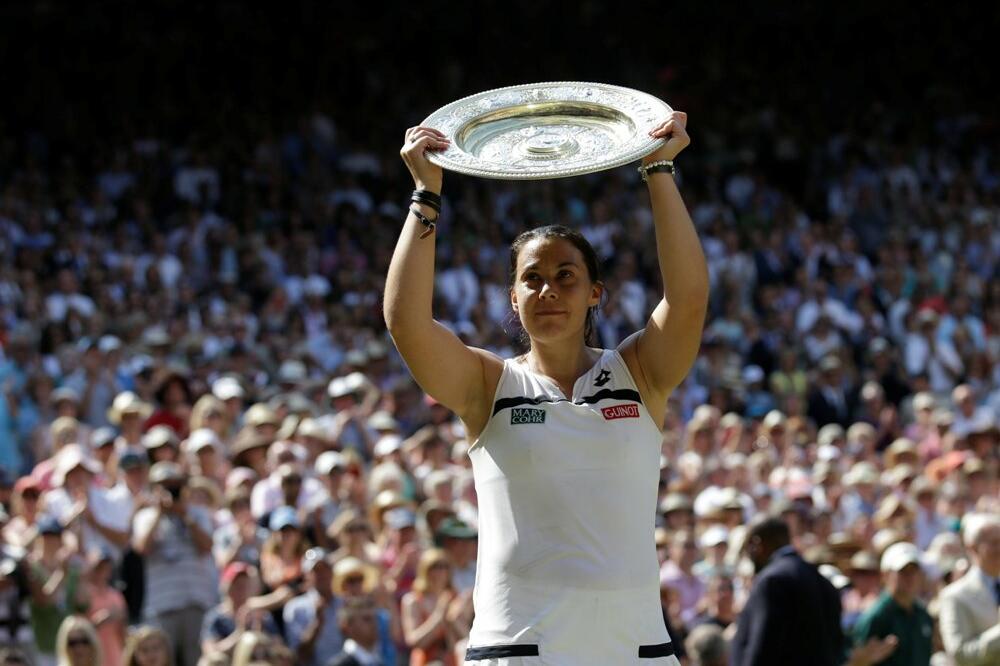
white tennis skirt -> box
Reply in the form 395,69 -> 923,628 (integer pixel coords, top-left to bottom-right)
464,580 -> 679,666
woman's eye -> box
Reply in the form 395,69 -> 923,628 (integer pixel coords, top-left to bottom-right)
559,270 -> 574,279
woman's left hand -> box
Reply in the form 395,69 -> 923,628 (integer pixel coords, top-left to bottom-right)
643,110 -> 689,165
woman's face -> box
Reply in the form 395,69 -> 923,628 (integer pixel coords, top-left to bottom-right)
135,635 -> 169,666
66,630 -> 96,666
511,238 -> 601,346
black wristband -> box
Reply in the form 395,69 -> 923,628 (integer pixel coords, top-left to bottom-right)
411,189 -> 442,213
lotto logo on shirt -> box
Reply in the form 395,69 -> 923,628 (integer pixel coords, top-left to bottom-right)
601,404 -> 640,420
510,408 -> 546,424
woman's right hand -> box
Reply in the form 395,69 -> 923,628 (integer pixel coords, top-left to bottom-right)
400,126 -> 449,194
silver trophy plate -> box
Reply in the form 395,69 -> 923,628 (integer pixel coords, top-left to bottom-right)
421,81 -> 671,180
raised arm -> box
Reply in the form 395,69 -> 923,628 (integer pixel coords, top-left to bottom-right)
620,111 -> 709,405
383,127 -> 502,436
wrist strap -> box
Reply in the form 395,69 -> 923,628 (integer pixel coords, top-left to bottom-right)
638,159 -> 675,182
411,189 -> 442,213
409,205 -> 437,239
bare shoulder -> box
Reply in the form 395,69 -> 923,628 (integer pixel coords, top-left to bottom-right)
459,347 -> 505,440
617,332 -> 668,428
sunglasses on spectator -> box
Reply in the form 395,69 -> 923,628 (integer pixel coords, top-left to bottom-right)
343,575 -> 365,585
68,636 -> 92,647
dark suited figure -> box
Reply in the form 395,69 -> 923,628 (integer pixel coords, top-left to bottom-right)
807,356 -> 854,427
327,597 -> 383,666
730,517 -> 844,666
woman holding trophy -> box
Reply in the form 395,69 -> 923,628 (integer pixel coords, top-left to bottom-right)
384,86 -> 706,665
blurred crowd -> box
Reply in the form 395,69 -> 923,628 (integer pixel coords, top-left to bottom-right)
0,7 -> 999,665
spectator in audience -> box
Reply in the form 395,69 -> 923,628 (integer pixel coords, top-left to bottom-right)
325,596 -> 382,666
53,615 -> 102,666
938,513 -> 1000,665
853,542 -> 933,666
121,625 -> 172,666
684,623 -> 727,666
283,547 -> 342,666
401,548 -> 457,666
80,548 -> 127,666
201,562 -> 279,658
131,462 -> 216,666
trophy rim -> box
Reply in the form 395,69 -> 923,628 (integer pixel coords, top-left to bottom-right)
421,81 -> 671,180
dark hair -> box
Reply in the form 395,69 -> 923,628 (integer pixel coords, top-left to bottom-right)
508,225 -> 605,347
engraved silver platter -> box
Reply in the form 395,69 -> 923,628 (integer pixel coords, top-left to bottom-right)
421,81 -> 671,180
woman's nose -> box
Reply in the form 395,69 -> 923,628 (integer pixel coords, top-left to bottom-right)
539,282 -> 558,299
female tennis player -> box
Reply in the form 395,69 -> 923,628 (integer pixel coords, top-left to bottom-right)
385,109 -> 706,665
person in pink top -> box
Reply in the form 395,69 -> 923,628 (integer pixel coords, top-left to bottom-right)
81,549 -> 127,666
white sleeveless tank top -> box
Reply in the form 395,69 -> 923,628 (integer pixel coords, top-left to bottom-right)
466,349 -> 676,665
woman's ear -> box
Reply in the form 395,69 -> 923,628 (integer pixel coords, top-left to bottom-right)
590,281 -> 604,307
511,289 -> 518,311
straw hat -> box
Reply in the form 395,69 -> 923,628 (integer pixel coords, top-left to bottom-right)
106,391 -> 153,425
332,556 -> 380,595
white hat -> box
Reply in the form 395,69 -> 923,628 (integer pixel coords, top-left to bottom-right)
185,428 -> 221,454
328,372 -> 367,399
315,451 -> 347,475
373,434 -> 403,458
53,445 -> 102,486
212,376 -> 245,401
817,424 -> 845,447
367,411 -> 399,431
762,410 -> 787,430
880,542 -> 923,572
700,525 -> 730,549
816,444 -> 842,462
277,360 -> 307,384
912,392 -> 935,412
98,335 -> 122,353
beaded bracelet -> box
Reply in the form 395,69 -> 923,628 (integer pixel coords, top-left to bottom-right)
638,160 -> 676,182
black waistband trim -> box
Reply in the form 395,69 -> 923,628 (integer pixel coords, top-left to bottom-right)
638,642 -> 675,658
465,643 -> 540,660
492,388 -> 642,416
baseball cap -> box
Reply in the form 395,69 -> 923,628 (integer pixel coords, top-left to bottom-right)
37,515 -> 64,535
221,562 -> 253,588
435,517 -> 477,541
314,452 -> 346,476
149,461 -> 185,485
301,547 -> 331,573
118,450 -> 147,470
185,428 -> 221,454
212,376 -> 245,401
880,542 -> 923,572
90,427 -> 116,449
